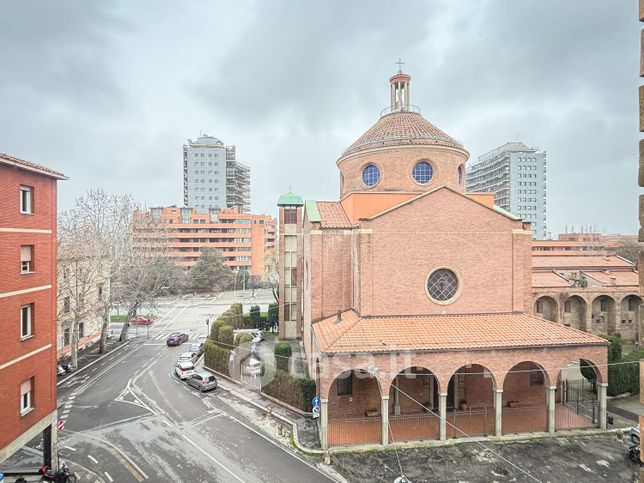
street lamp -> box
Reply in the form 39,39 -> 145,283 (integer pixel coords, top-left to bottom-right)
233,269 -> 239,299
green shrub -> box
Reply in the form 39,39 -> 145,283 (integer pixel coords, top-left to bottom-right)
250,305 -> 262,328
262,369 -> 316,411
231,303 -> 243,316
274,342 -> 292,372
235,332 -> 254,346
204,340 -> 231,376
210,320 -> 225,342
606,346 -> 644,396
218,324 -> 234,348
267,303 -> 278,331
601,335 -> 623,362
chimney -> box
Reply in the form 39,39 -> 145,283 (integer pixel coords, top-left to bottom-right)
334,309 -> 342,324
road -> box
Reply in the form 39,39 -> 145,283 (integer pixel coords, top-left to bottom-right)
53,290 -> 335,483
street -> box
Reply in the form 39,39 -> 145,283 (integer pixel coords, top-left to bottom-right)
49,290 -> 335,483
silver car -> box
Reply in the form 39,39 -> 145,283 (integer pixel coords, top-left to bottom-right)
187,371 -> 218,392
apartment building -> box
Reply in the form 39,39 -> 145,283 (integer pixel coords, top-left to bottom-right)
532,232 -> 637,256
182,134 -> 251,213
134,206 -> 276,277
467,142 -> 547,239
0,153 -> 67,466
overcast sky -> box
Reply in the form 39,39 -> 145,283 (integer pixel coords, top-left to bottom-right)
0,1 -> 639,236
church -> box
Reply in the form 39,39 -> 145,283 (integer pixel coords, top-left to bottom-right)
277,69 -> 608,449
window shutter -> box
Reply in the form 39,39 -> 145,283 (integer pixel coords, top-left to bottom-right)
20,379 -> 31,395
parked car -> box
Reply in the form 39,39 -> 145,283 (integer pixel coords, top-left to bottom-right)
166,333 -> 189,346
129,316 -> 154,325
187,371 -> 218,392
189,342 -> 204,356
175,361 -> 195,380
631,425 -> 640,444
178,351 -> 198,364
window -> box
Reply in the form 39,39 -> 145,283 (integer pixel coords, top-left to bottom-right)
530,365 -> 544,386
284,208 -> 298,224
20,378 -> 33,415
412,161 -> 433,184
64,327 -> 70,346
97,284 -> 103,300
20,245 -> 33,273
629,298 -> 639,311
79,322 -> 84,339
63,297 -> 70,313
427,269 -> 459,302
20,186 -> 33,214
21,304 -> 33,338
336,372 -> 353,396
536,300 -> 544,313
600,298 -> 608,312
564,300 -> 571,313
362,164 -> 380,187
456,165 -> 464,185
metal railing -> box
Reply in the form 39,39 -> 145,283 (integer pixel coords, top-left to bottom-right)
447,407 -> 493,438
502,406 -> 547,434
328,416 -> 381,447
389,412 -> 440,442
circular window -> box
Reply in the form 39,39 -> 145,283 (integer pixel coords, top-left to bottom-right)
456,165 -> 464,185
427,269 -> 459,302
362,164 -> 380,187
412,161 -> 433,184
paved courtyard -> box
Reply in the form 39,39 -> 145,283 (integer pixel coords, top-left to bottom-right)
331,434 -> 638,482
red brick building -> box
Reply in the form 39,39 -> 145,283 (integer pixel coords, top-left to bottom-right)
133,206 -> 276,277
279,71 -> 609,449
0,153 -> 66,465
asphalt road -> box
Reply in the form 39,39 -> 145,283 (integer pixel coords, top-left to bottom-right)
54,290 -> 335,483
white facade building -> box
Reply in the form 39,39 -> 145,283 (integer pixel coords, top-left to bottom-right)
466,142 -> 547,239
183,134 -> 250,213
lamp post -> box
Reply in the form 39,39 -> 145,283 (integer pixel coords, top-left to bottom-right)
233,269 -> 239,300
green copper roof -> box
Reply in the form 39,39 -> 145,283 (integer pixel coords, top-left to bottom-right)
493,204 -> 520,220
277,191 -> 304,206
304,200 -> 320,222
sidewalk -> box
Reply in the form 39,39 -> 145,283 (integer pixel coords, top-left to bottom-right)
607,394 -> 643,426
57,337 -> 129,386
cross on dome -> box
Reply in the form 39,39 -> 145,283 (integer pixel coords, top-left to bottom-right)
396,58 -> 405,73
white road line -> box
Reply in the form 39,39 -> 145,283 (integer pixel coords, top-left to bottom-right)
181,435 -> 244,482
162,420 -> 171,427
104,471 -> 114,482
88,455 -> 98,464
63,445 -> 76,451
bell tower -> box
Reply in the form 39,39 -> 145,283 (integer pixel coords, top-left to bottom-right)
390,63 -> 411,112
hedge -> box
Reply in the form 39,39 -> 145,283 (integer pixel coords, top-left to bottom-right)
204,340 -> 231,376
274,342 -> 292,372
262,368 -> 316,411
210,320 -> 226,342
235,332 -> 253,346
218,324 -> 234,348
267,303 -> 278,331
250,305 -> 262,328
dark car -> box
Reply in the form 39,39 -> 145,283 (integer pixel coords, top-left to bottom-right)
187,371 -> 218,392
166,332 -> 189,346
130,316 -> 154,325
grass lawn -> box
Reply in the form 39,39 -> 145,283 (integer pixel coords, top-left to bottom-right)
110,315 -> 127,322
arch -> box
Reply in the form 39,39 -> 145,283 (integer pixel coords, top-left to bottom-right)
446,364 -> 497,438
501,361 -> 549,434
620,294 -> 642,342
591,295 -> 616,335
534,295 -> 558,323
562,295 -> 587,331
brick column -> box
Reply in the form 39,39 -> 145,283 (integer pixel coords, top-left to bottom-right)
494,389 -> 503,437
439,393 -> 447,441
381,396 -> 389,445
598,383 -> 607,430
320,399 -> 328,450
393,377 -> 400,416
547,386 -> 556,434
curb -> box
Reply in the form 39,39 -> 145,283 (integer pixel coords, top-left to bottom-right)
56,340 -> 131,387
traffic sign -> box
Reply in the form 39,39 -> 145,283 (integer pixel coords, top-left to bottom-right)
312,405 -> 320,419
312,396 -> 320,406
57,419 -> 65,431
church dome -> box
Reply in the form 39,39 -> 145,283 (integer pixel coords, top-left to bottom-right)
342,110 -> 462,157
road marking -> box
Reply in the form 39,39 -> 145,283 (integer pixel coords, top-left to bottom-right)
162,420 -> 171,427
64,445 -> 76,451
88,455 -> 98,464
181,434 -> 244,482
104,471 -> 114,482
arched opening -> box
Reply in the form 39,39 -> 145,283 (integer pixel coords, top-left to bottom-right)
591,295 -> 616,335
620,295 -> 642,343
534,296 -> 558,322
502,362 -> 548,434
388,367 -> 440,441
562,295 -> 586,331
446,364 -> 496,438
555,358 -> 600,430
327,369 -> 382,446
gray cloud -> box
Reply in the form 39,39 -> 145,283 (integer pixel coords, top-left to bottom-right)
0,0 -> 639,235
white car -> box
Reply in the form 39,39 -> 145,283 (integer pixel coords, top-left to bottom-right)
178,352 -> 197,364
175,361 -> 195,380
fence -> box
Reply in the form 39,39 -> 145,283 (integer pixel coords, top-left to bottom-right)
446,407 -> 493,438
389,412 -> 440,442
556,378 -> 597,430
328,416 -> 381,446
502,406 -> 547,434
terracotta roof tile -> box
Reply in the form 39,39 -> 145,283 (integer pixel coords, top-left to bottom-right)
0,152 -> 67,180
532,255 -> 633,270
532,271 -> 572,288
313,311 -> 606,354
581,270 -> 639,287
342,111 -> 462,157
316,201 -> 352,228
